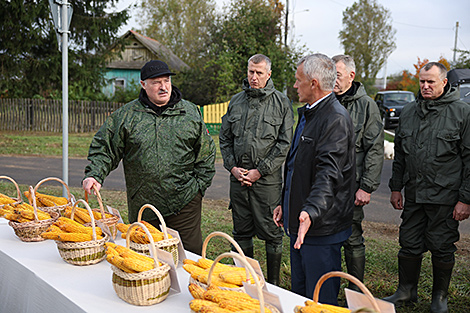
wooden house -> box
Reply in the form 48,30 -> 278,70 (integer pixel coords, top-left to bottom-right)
103,30 -> 189,96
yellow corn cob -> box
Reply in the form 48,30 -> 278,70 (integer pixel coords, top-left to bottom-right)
105,242 -> 117,248
218,299 -> 272,313
106,246 -> 120,258
121,256 -> 154,272
107,255 -> 136,273
41,232 -> 97,242
73,208 -> 92,223
47,224 -> 64,233
199,306 -> 233,313
91,209 -> 114,220
37,197 -> 57,207
0,194 -> 16,205
197,273 -> 241,289
56,217 -> 103,236
16,202 -> 35,211
189,283 -> 206,299
116,223 -> 130,233
36,192 -> 68,206
3,212 -> 26,222
119,249 -> 155,266
183,263 -> 208,277
184,258 -> 199,266
219,269 -> 255,286
17,208 -> 51,221
301,301 -> 352,313
189,299 -> 219,312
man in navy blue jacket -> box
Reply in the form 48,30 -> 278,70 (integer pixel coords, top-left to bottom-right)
273,54 -> 356,305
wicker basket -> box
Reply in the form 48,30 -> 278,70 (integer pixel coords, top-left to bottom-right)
8,186 -> 59,242
0,175 -> 23,208
55,199 -> 108,266
128,204 -> 180,267
84,185 -> 120,239
32,177 -> 73,216
111,222 -> 172,306
200,251 -> 279,313
189,231 -> 264,292
313,271 -> 382,313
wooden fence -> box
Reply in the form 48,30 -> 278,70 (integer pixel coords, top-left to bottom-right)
0,98 -> 230,134
0,99 -> 123,133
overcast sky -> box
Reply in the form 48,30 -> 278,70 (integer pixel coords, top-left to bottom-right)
116,0 -> 470,77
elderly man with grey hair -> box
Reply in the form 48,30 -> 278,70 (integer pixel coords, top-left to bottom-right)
332,54 -> 384,291
273,54 -> 356,304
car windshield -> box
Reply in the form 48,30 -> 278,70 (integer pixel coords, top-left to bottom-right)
384,93 -> 414,103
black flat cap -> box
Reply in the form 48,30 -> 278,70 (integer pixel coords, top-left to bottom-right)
141,60 -> 176,81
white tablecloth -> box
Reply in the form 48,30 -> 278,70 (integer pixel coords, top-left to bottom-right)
0,220 -> 307,313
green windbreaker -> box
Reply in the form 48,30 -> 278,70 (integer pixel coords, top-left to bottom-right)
219,78 -> 294,183
337,82 -> 384,193
389,85 -> 470,204
84,96 -> 216,222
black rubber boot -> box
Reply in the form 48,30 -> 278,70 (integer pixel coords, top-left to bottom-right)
266,242 -> 283,286
232,239 -> 253,258
430,258 -> 454,313
383,254 -> 422,307
345,254 -> 365,292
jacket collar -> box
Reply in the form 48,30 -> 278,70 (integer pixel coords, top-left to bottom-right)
242,77 -> 276,99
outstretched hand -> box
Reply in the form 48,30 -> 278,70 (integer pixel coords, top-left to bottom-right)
294,211 -> 311,249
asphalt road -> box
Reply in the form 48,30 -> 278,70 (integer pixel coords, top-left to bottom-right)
0,155 -> 468,235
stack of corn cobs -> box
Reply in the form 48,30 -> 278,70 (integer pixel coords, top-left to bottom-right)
183,258 -> 257,288
116,221 -> 173,244
105,242 -> 162,273
23,190 -> 68,207
41,217 -> 104,242
0,194 -> 52,223
63,206 -> 114,224
188,283 -> 272,313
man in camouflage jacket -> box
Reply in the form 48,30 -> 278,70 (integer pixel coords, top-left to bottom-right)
83,60 -> 216,254
384,62 -> 470,313
219,54 -> 294,285
332,55 -> 384,290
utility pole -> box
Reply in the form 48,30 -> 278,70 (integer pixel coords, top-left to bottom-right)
453,21 -> 459,63
285,0 -> 289,49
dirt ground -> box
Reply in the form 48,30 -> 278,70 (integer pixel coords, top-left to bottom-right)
364,220 -> 470,258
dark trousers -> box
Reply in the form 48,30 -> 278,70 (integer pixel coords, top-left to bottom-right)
148,192 -> 203,255
290,236 -> 343,305
399,202 -> 459,262
343,205 -> 365,258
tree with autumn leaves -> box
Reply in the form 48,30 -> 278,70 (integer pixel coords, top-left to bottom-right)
386,57 -> 450,94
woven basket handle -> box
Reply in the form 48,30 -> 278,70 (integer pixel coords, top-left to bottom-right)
313,271 -> 381,313
136,204 -> 170,240
34,177 -> 72,202
71,199 -> 99,240
202,231 -> 246,259
0,175 -> 22,203
208,252 -> 265,313
84,184 -> 106,219
126,222 -> 161,268
28,186 -> 41,223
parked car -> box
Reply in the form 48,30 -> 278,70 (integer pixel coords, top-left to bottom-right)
375,90 -> 415,129
447,68 -> 470,104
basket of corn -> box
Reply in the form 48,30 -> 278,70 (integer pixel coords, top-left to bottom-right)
119,204 -> 180,267
188,251 -> 279,313
294,271 -> 381,313
41,199 -> 109,266
0,175 -> 23,209
2,186 -> 60,242
83,185 -> 120,239
107,221 -> 172,306
27,177 -> 73,216
183,231 -> 264,292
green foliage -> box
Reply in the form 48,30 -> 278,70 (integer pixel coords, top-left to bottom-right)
339,0 -> 396,83
0,0 -> 129,99
453,49 -> 470,69
141,0 -> 216,69
109,79 -> 142,103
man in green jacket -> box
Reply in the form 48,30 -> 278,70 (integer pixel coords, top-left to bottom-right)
219,54 -> 294,285
384,62 -> 470,313
332,55 -> 384,290
82,60 -> 216,255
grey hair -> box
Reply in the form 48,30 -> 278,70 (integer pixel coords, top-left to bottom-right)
298,54 -> 337,91
421,62 -> 447,80
332,54 -> 356,73
248,54 -> 272,72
